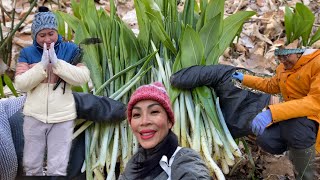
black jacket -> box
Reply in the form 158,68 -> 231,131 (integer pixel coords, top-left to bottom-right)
170,65 -> 270,138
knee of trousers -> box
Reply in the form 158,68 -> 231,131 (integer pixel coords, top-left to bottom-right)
280,117 -> 318,149
256,134 -> 287,154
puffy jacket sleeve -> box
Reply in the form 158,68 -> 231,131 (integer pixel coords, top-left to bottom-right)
269,68 -> 320,122
73,92 -> 127,123
15,62 -> 47,92
171,148 -> 211,180
52,60 -> 90,86
242,74 -> 281,94
170,65 -> 235,89
15,48 -> 47,92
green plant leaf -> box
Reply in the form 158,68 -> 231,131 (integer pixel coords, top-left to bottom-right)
56,11 -> 81,31
180,25 -> 205,68
54,12 -> 66,38
205,0 -> 224,23
195,86 -> 222,132
110,0 -> 117,19
0,76 -> 4,98
182,0 -> 195,27
141,0 -> 164,25
72,86 -> 84,92
147,12 -> 177,55
295,3 -> 315,46
3,73 -> 18,97
309,28 -> 320,46
135,0 -> 151,49
207,11 -> 255,64
170,50 -> 182,101
196,7 -> 206,32
284,6 -> 294,43
199,0 -> 208,12
120,23 -> 142,60
82,45 -> 103,94
71,0 -> 81,19
200,13 -> 222,59
288,3 -> 315,45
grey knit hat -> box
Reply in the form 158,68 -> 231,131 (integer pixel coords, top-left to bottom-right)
31,6 -> 57,40
274,48 -> 305,56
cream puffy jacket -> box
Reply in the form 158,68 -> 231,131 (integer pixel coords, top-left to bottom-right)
15,61 -> 90,123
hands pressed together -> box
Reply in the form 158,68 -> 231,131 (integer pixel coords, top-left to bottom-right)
39,42 -> 58,67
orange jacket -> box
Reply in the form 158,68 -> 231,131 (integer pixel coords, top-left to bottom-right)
243,49 -> 320,153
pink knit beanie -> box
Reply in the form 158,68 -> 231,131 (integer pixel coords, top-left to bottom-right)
127,82 -> 174,125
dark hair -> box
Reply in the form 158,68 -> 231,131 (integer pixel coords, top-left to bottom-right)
38,6 -> 50,12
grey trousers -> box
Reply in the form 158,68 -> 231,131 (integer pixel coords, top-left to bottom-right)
23,116 -> 74,176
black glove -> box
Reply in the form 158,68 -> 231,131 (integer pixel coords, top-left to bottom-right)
170,64 -> 270,139
73,92 -> 127,123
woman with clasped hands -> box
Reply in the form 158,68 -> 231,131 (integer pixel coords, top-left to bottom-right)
119,82 -> 211,180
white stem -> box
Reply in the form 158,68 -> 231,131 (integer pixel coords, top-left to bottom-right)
173,98 -> 181,139
184,91 -> 195,130
221,158 -> 230,175
200,125 -> 225,180
106,124 -> 119,180
179,92 -> 187,147
215,97 -> 242,157
202,110 -> 213,156
192,103 -> 201,152
151,40 -> 169,87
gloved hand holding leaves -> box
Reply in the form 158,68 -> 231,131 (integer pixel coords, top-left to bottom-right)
251,109 -> 272,135
232,72 -> 244,82
48,42 -> 58,64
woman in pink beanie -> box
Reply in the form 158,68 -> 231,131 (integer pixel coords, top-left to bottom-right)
119,82 -> 211,180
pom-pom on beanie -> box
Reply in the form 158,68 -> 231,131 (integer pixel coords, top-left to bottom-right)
31,6 -> 57,40
127,82 -> 174,125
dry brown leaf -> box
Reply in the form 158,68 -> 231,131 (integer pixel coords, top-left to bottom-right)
19,23 -> 32,35
15,0 -> 30,13
223,47 -> 231,58
256,0 -> 266,7
311,40 -> 320,49
265,17 -> 283,38
262,155 -> 294,179
122,9 -> 138,29
235,43 -> 247,53
13,35 -> 32,48
240,35 -> 255,49
302,0 -> 310,6
2,0 -> 13,12
19,5 -> 33,20
272,39 -> 285,48
249,41 -> 266,58
267,0 -> 277,11
11,45 -> 22,69
253,23 -> 273,45
218,56 -> 234,66
0,59 -> 8,75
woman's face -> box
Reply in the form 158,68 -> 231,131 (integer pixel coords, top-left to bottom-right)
130,100 -> 173,149
36,29 -> 58,49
